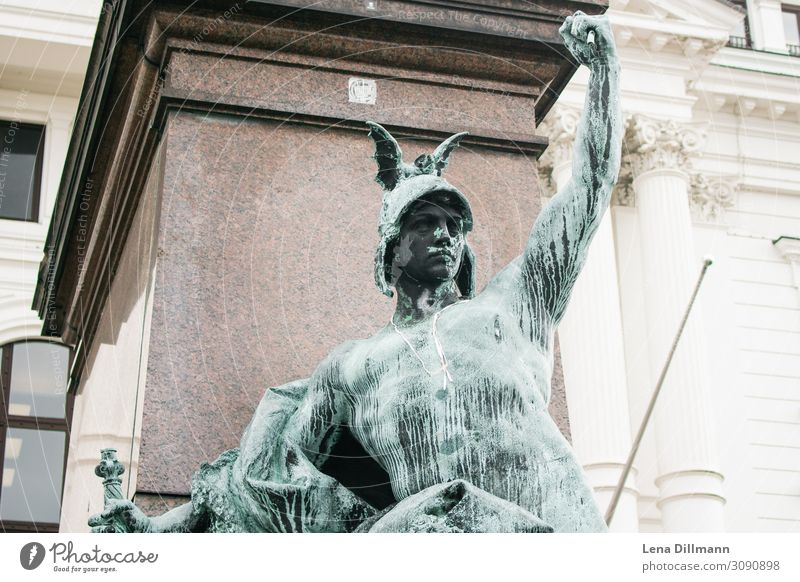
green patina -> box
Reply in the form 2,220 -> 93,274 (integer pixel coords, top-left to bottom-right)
90,11 -> 622,534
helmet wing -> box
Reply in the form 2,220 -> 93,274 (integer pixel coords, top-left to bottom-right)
432,131 -> 468,175
367,121 -> 403,191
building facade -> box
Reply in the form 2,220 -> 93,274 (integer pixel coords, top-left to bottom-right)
545,0 -> 800,532
0,0 -> 100,532
10,0 -> 799,533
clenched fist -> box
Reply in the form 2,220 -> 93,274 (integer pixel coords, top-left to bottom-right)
559,11 -> 618,67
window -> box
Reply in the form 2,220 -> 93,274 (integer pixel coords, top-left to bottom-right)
0,121 -> 44,222
728,0 -> 752,49
783,4 -> 800,55
0,340 -> 72,532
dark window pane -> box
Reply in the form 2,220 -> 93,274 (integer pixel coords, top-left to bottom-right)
1,428 -> 65,523
8,342 -> 69,418
0,121 -> 43,221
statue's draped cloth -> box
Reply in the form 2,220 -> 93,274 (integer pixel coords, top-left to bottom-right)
189,379 -> 606,533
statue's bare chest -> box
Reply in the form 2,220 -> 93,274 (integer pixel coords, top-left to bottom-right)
342,302 -> 553,433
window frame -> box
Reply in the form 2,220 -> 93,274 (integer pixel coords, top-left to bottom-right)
0,120 -> 45,224
727,0 -> 753,49
783,3 -> 800,54
0,339 -> 73,533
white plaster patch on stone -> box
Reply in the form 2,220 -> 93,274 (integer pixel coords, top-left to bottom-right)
348,78 -> 377,105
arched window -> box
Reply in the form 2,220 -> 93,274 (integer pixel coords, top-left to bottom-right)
0,340 -> 72,532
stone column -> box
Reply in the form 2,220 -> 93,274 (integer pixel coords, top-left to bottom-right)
627,115 -> 726,532
540,108 -> 639,532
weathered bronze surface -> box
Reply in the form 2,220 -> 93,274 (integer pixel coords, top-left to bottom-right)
89,10 -> 622,533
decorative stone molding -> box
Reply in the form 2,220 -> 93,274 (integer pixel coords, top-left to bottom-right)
773,236 -> 800,293
612,161 -> 635,207
625,115 -> 707,177
537,106 -> 580,195
618,115 -> 709,207
689,173 -> 739,223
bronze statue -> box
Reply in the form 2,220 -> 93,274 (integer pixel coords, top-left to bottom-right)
89,11 -> 622,533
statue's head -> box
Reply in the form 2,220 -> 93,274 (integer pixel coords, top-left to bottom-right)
367,122 -> 476,298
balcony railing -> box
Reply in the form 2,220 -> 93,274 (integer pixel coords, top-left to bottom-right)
727,35 -> 750,49
724,37 -> 800,57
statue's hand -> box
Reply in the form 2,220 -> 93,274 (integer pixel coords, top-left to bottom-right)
88,499 -> 154,533
559,12 -> 618,67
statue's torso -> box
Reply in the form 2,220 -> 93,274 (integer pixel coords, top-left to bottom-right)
338,295 -> 577,521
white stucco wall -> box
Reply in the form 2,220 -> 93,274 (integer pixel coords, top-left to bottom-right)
551,0 -> 800,532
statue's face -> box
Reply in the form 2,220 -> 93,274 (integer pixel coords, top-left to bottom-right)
391,195 -> 465,287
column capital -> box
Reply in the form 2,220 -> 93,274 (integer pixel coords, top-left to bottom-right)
689,173 -> 739,223
625,115 -> 707,177
538,106 -> 580,194
612,161 -> 635,207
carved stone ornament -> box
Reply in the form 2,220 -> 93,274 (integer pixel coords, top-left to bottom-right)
617,115 -> 709,208
538,106 -> 581,195
689,173 -> 739,223
612,159 -> 635,207
625,115 -> 706,177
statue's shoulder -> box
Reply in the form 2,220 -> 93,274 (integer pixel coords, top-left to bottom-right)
329,338 -> 361,360
324,338 -> 362,382
328,330 -> 391,388
481,255 -> 524,298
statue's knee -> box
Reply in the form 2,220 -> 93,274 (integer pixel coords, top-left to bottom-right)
442,479 -> 470,499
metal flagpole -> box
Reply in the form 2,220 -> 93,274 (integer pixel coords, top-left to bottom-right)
604,257 -> 714,526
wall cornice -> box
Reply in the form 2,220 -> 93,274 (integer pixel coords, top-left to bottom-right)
0,3 -> 98,46
692,54 -> 800,121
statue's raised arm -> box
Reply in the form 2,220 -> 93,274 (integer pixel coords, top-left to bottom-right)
492,12 -> 622,347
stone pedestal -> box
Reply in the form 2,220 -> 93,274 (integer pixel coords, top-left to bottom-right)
35,1 -> 604,516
